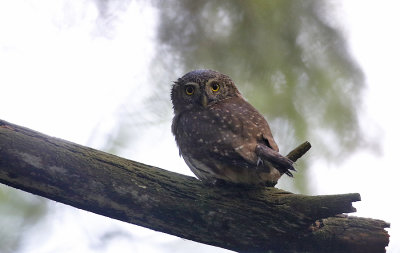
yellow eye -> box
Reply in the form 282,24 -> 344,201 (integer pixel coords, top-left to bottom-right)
185,85 -> 195,95
211,82 -> 220,92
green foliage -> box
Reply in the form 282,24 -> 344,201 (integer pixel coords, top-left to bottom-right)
95,0 -> 378,193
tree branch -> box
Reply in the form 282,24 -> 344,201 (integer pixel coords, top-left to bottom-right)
0,119 -> 389,253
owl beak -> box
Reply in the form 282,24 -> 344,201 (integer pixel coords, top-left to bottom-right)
201,94 -> 208,108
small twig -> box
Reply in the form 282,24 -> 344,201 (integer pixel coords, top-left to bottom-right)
286,141 -> 312,162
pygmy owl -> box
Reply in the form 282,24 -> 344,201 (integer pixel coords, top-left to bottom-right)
171,69 -> 294,186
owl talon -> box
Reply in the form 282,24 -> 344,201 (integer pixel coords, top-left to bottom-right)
256,157 -> 263,167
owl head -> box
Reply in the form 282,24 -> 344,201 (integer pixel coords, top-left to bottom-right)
171,69 -> 241,113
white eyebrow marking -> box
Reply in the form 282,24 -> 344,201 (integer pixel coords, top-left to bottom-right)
185,82 -> 200,87
205,78 -> 218,87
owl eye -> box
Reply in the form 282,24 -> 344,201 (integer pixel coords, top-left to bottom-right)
185,85 -> 195,95
210,82 -> 220,92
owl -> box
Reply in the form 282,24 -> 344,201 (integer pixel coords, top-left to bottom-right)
171,69 -> 294,186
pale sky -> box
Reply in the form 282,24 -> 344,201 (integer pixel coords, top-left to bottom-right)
0,1 -> 398,252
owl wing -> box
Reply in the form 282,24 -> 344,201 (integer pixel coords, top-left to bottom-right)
217,97 -> 294,176
261,125 -> 279,152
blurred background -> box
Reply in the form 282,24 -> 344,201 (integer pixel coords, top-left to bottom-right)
0,0 -> 398,252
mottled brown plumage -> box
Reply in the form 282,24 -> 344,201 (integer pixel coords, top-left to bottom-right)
171,69 -> 294,186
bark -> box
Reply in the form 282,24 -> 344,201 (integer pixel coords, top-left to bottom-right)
0,119 -> 390,253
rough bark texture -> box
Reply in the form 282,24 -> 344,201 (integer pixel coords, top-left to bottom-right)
0,119 -> 390,253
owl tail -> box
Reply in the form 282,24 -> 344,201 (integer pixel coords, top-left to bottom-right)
255,145 -> 296,177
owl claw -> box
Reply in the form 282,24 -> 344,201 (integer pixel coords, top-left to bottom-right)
256,157 -> 263,167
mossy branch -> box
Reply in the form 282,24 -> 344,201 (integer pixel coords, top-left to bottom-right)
0,119 -> 390,253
